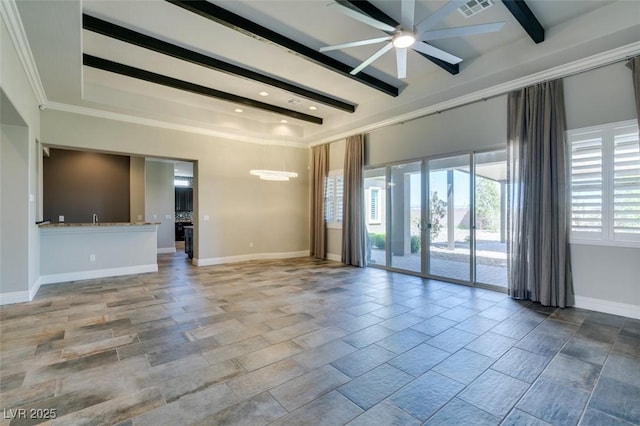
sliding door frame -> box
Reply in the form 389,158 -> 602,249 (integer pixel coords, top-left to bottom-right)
364,145 -> 507,293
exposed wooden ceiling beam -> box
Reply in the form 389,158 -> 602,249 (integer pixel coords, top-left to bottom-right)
166,0 -> 400,97
83,14 -> 356,113
83,54 -> 324,125
340,0 -> 460,76
502,0 -> 545,44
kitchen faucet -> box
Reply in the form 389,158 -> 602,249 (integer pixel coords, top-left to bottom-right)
92,213 -> 98,224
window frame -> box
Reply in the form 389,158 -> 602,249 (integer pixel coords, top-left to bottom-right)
568,119 -> 640,248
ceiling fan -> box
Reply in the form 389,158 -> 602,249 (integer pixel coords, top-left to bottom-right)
320,0 -> 505,79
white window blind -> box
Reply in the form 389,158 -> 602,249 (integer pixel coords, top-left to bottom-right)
324,173 -> 343,227
369,188 -> 380,222
569,120 -> 640,246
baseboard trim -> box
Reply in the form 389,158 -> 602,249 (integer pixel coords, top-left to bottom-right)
0,290 -> 31,305
574,296 -> 640,320
194,250 -> 309,266
157,247 -> 176,254
326,253 -> 341,262
38,264 -> 158,286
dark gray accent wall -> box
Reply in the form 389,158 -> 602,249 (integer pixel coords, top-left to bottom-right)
43,148 -> 130,223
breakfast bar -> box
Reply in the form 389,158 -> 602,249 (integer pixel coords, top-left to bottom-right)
39,222 -> 159,285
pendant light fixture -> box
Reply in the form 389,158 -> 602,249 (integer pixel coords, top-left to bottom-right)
249,119 -> 298,181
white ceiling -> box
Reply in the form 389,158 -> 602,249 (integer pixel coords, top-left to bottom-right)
14,0 -> 640,146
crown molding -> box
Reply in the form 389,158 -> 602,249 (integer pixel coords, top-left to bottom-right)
45,101 -> 309,149
0,0 -> 47,105
308,41 -> 640,147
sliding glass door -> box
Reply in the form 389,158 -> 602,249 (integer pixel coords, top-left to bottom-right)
389,162 -> 422,273
427,155 -> 471,282
474,150 -> 508,287
364,168 -> 387,267
365,149 -> 507,290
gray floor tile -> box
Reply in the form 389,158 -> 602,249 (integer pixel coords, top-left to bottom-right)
454,316 -> 500,335
410,316 -> 457,336
580,407 -> 636,426
331,345 -> 397,378
458,369 -> 529,419
3,256 -> 639,426
337,363 -> 413,410
346,400 -> 421,426
375,328 -> 429,354
491,347 -> 551,383
426,328 -> 477,353
269,364 -> 351,411
270,391 -> 363,426
432,348 -> 494,385
388,371 -> 465,421
342,325 -> 396,349
541,353 -> 601,392
516,376 -> 590,425
561,336 -> 613,366
589,376 -> 640,424
465,331 -> 517,359
387,343 -> 450,377
502,409 -> 553,426
424,397 -> 500,425
193,392 -> 287,426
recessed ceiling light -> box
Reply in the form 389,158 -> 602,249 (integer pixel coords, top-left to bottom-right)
259,91 -> 269,96
280,119 -> 288,123
309,106 -> 318,111
234,108 -> 243,113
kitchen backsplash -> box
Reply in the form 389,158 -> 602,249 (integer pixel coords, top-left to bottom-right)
175,210 -> 193,222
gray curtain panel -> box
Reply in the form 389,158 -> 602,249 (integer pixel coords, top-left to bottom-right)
309,144 -> 329,259
627,56 -> 640,142
506,79 -> 574,308
342,134 -> 366,267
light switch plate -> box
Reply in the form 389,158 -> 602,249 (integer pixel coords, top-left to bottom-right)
59,215 -> 64,222
203,215 -> 210,221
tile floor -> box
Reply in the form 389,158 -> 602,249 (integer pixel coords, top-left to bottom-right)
0,253 -> 638,425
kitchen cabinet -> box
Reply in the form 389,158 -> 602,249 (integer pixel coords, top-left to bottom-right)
175,187 -> 193,211
184,226 -> 193,259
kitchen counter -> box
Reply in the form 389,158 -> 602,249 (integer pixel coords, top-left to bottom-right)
39,222 -> 159,285
39,222 -> 159,227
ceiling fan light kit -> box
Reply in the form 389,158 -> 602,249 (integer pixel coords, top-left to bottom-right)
322,0 -> 505,79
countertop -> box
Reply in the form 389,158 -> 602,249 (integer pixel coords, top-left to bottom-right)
39,222 -> 160,228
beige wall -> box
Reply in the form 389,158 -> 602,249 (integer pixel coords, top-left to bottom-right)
40,109 -> 310,263
0,17 -> 41,302
145,160 -> 175,251
130,156 -> 145,222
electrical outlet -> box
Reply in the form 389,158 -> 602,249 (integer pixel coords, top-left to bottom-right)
249,242 -> 254,248
59,215 -> 64,222
137,214 -> 143,221
153,214 -> 157,220
203,215 -> 210,221
89,254 -> 96,262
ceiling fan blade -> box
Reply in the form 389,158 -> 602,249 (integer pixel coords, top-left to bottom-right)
396,48 -> 408,79
330,2 -> 396,33
415,0 -> 467,34
400,0 -> 415,30
350,42 -> 394,75
320,36 -> 392,52
419,22 -> 506,41
412,42 -> 463,64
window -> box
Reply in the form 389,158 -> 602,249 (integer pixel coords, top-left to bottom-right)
325,171 -> 343,228
368,187 -> 381,223
568,120 -> 640,246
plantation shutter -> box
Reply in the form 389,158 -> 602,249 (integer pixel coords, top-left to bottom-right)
324,175 -> 335,223
570,130 -> 604,238
612,124 -> 640,240
336,175 -> 344,224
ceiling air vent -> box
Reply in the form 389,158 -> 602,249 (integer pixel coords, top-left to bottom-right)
285,99 -> 303,106
458,0 -> 494,18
